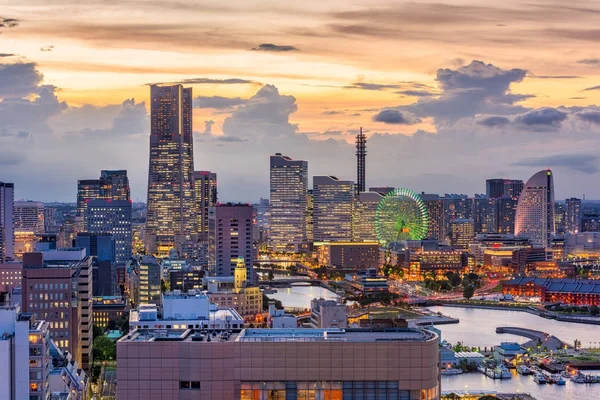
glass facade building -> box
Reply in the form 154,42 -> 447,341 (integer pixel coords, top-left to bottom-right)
565,197 -> 582,234
313,176 -> 355,242
193,171 -> 217,236
515,169 -> 555,247
86,199 -> 132,266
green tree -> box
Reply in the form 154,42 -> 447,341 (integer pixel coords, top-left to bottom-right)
93,335 -> 116,362
463,285 -> 475,299
590,305 -> 599,316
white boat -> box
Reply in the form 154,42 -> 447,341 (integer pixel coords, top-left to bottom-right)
534,374 -> 547,384
499,365 -> 512,379
571,374 -> 586,384
552,374 -> 566,385
484,365 -> 512,379
517,365 -> 532,375
441,368 -> 463,376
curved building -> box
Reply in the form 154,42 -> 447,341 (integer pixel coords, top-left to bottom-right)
514,169 -> 555,247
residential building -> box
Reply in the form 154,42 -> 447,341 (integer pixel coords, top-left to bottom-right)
208,203 -> 254,282
514,169 -> 555,247
269,153 -> 308,252
315,242 -> 379,269
92,296 -> 127,330
450,218 -> 475,250
0,181 -> 14,261
471,195 -> 496,234
145,84 -> 196,254
86,199 -> 132,266
48,341 -> 89,400
0,262 -> 22,292
193,171 -> 217,236
486,179 -> 524,199
313,176 -> 354,242
139,256 -> 162,307
496,196 -> 518,234
565,198 -> 583,234
420,193 -> 444,240
310,298 -> 347,328
306,189 -> 313,245
21,249 -> 93,370
0,304 -> 52,400
352,191 -> 383,242
117,327 -> 440,400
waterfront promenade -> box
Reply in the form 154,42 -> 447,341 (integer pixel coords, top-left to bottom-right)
495,326 -> 568,350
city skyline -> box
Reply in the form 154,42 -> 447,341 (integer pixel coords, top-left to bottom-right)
2,1 -> 600,202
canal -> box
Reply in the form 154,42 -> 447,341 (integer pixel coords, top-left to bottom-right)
268,284 -> 340,311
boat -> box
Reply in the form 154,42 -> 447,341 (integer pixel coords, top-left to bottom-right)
484,365 -> 512,379
551,374 -> 566,385
517,365 -> 532,375
533,374 -> 547,384
571,373 -> 586,384
441,368 -> 463,376
499,365 -> 512,379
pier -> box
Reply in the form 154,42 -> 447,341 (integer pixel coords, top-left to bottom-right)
495,327 -> 569,350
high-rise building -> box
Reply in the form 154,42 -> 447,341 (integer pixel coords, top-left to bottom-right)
77,170 -> 130,229
0,304 -> 52,400
486,179 -> 524,199
496,196 -> 518,234
313,176 -> 354,242
306,190 -> 313,244
369,187 -> 395,196
353,191 -> 383,242
472,195 -> 497,234
14,201 -> 45,233
208,204 -> 254,282
451,218 -> 475,249
269,153 -> 308,252
355,127 -> 366,195
75,233 -> 116,296
86,199 -> 132,266
565,198 -> 583,234
138,256 -> 162,306
420,194 -> 444,240
146,84 -> 196,254
21,249 -> 93,370
193,171 -> 217,236
515,169 -> 555,247
0,182 -> 14,262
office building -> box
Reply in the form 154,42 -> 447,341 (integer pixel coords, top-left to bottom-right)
86,199 -> 132,266
0,182 -> 14,262
193,171 -> 217,236
14,200 -> 45,233
0,262 -> 22,292
0,304 -> 52,400
92,296 -> 127,329
420,194 -> 444,240
76,179 -> 101,219
21,249 -> 93,370
496,196 -> 518,234
145,84 -> 196,254
486,179 -> 524,199
565,198 -> 582,234
451,219 -> 475,250
306,190 -> 314,244
355,127 -> 367,194
510,247 -> 553,274
472,195 -> 496,234
514,170 -> 555,247
313,176 -> 354,242
315,242 -> 379,269
310,298 -> 347,328
116,327 -> 440,400
353,191 -> 383,242
139,256 -> 162,306
208,204 -> 254,282
75,233 -> 116,296
170,269 -> 205,291
269,153 -> 308,252
77,170 -> 130,230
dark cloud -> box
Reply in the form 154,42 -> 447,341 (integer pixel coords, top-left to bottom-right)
512,154 -> 599,174
322,110 -> 345,115
40,45 -> 54,52
576,110 -> 600,124
478,116 -> 511,127
0,17 -> 19,28
373,109 -> 411,124
515,107 -> 567,127
251,43 -> 298,52
66,99 -> 148,137
0,53 -> 14,57
578,58 -> 600,66
346,82 -> 400,91
396,90 -> 435,97
215,135 -> 248,142
194,96 -> 247,109
0,62 -> 44,97
583,85 -> 600,91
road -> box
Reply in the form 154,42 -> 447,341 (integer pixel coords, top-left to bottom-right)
102,369 -> 117,399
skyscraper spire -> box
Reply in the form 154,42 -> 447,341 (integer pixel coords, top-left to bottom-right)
355,127 -> 367,195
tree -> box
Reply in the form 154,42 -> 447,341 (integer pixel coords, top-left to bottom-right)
93,335 -> 116,362
448,273 -> 462,287
463,285 -> 475,299
574,339 -> 581,350
267,270 -> 274,281
590,305 -> 599,316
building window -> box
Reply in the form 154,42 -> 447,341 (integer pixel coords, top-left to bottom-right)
180,381 -> 190,389
191,382 -> 201,389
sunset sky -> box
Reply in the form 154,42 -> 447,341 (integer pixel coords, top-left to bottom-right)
2,0 -> 600,201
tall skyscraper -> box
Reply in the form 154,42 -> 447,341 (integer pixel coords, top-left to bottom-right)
75,232 -> 116,296
86,199 -> 132,266
76,179 -> 100,218
496,196 -> 518,234
515,169 -> 555,247
193,171 -> 217,236
0,182 -> 14,262
353,191 -> 383,242
420,194 -> 444,240
472,195 -> 496,234
451,218 -> 475,249
313,176 -> 354,242
565,197 -> 582,234
77,170 -> 130,229
355,127 -> 366,195
208,204 -> 254,282
269,153 -> 308,252
14,201 -> 45,233
146,84 -> 196,254
486,178 -> 524,199
138,256 -> 162,306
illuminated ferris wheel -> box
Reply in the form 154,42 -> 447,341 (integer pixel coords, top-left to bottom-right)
375,188 -> 429,247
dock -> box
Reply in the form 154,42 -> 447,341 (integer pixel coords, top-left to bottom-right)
495,326 -> 568,350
